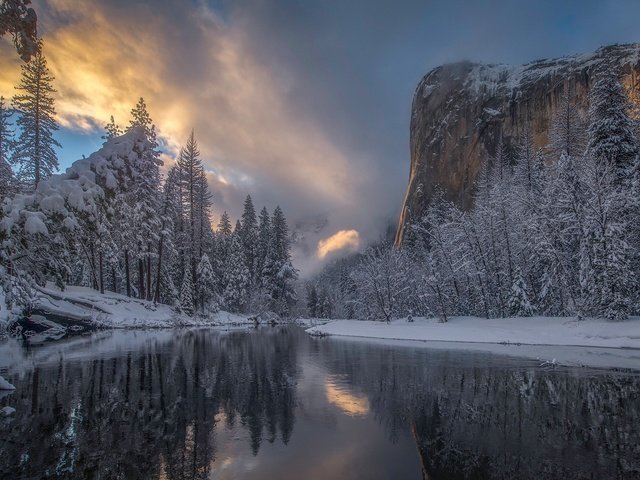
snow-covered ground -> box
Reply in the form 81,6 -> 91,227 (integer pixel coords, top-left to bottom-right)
305,316 -> 640,370
8,284 -> 257,331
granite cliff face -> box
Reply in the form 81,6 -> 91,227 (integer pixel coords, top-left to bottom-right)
395,44 -> 640,245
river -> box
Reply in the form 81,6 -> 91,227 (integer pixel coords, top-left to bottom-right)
0,327 -> 638,479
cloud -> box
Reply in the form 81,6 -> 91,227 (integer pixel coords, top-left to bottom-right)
0,0 -> 364,240
317,229 -> 360,259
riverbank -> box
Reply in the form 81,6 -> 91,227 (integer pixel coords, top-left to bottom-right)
305,316 -> 640,369
0,284 -> 258,341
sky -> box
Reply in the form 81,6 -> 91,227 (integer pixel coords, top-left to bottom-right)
2,0 -> 640,275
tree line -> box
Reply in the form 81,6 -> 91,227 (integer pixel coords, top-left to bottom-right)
310,67 -> 640,322
0,42 -> 298,318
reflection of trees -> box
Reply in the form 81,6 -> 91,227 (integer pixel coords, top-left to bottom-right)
318,341 -> 640,480
0,328 -> 299,479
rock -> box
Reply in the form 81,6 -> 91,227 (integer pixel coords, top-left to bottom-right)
396,43 -> 640,244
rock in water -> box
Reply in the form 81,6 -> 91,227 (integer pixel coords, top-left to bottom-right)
395,43 -> 640,245
0,375 -> 15,390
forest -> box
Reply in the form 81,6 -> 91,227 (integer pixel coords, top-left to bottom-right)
309,68 -> 640,322
0,42 -> 298,320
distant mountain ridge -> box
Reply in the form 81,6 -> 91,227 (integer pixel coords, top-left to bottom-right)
395,43 -> 640,244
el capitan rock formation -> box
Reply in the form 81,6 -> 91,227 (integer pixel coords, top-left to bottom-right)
395,43 -> 640,245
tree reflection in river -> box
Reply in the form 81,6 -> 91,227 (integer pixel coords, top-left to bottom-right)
0,328 -> 299,479
316,339 -> 640,480
1,328 -> 639,479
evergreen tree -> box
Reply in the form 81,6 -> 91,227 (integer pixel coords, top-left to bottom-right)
217,211 -> 232,237
223,234 -> 250,312
0,96 -> 15,200
588,69 -> 638,183
0,0 -> 37,61
240,195 -> 258,282
103,115 -> 122,141
306,284 -> 318,317
549,86 -> 586,159
507,267 -> 534,317
262,206 -> 298,313
256,206 -> 271,286
12,42 -> 60,189
179,263 -> 195,315
196,252 -> 218,313
127,97 -> 162,300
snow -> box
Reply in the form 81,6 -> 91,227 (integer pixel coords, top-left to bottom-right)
25,283 -> 262,330
0,375 -> 15,390
306,316 -> 640,370
0,406 -> 15,416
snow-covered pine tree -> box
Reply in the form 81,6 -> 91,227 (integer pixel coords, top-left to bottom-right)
127,97 -> 162,300
256,206 -> 271,287
223,234 -> 250,312
0,0 -> 37,61
214,211 -> 233,292
507,267 -> 534,317
11,42 -> 60,190
306,284 -> 318,317
588,68 -> 638,184
549,85 -> 586,159
262,206 -> 298,314
239,195 -> 258,283
179,262 -> 195,315
0,96 -> 15,201
196,253 -> 218,313
177,130 -> 205,279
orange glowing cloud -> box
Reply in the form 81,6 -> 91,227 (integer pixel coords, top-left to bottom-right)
317,229 -> 360,259
0,0 -> 360,222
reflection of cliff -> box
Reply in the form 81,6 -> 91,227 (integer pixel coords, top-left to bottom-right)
318,341 -> 640,480
0,329 -> 299,479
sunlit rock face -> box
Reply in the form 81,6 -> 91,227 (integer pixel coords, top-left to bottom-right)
395,43 -> 640,245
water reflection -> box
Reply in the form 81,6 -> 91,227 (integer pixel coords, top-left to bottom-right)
316,339 -> 640,480
0,328 -> 639,479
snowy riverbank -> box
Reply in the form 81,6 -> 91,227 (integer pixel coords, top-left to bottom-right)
1,284 -> 259,338
305,316 -> 640,369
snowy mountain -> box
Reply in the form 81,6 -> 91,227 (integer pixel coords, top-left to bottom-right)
395,43 -> 640,244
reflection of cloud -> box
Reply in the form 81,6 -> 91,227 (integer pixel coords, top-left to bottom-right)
317,229 -> 360,259
324,377 -> 369,417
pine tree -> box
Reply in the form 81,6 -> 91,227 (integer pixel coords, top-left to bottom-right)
196,253 -> 218,313
306,284 -> 318,317
256,206 -> 271,287
223,234 -> 250,312
12,42 -> 60,189
0,0 -> 38,61
507,267 -> 534,316
588,69 -> 638,183
127,97 -> 162,300
177,130 -> 204,276
179,263 -> 195,316
240,195 -> 258,282
262,206 -> 298,313
217,211 -> 232,237
103,115 -> 122,141
549,86 -> 586,159
0,96 -> 15,200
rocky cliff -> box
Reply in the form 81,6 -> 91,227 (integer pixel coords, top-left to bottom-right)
395,43 -> 640,245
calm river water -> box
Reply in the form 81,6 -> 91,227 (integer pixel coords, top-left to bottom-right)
0,327 -> 639,479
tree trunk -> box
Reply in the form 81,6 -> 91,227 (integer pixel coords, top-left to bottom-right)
146,242 -> 152,301
124,249 -> 131,297
99,249 -> 104,294
138,256 -> 145,299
